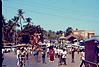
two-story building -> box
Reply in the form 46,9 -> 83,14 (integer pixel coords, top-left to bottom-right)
73,30 -> 95,40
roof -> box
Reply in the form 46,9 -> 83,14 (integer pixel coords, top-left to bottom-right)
79,37 -> 99,46
80,37 -> 99,45
73,30 -> 95,33
85,37 -> 99,42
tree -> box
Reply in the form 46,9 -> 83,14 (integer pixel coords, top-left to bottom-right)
23,17 -> 32,29
3,19 -> 14,42
10,9 -> 25,44
47,30 -> 57,40
65,27 -> 73,36
26,17 -> 32,23
2,15 -> 7,43
4,15 -> 21,43
17,9 -> 25,30
59,30 -> 63,35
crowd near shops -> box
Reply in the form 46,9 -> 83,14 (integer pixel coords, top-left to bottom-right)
10,40 -> 85,67
2,29 -> 86,67
3,37 -> 99,67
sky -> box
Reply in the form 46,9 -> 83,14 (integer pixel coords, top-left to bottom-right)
2,0 -> 99,35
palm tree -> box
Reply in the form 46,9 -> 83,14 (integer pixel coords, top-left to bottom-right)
11,16 -> 20,44
12,16 -> 19,22
17,9 -> 25,30
9,9 -> 25,44
26,17 -> 32,23
23,17 -> 32,28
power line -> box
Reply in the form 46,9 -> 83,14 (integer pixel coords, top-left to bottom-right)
3,1 -> 99,23
2,0 -> 68,17
3,5 -> 67,18
3,0 -> 99,19
3,0 -> 68,11
2,5 -> 89,23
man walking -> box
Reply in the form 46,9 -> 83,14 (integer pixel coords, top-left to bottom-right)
80,49 -> 85,67
71,47 -> 75,63
42,48 -> 46,64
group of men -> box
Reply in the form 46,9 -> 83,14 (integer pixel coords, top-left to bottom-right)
47,46 -> 68,65
16,46 -> 30,67
16,44 -> 47,67
16,43 -> 85,67
56,48 -> 67,66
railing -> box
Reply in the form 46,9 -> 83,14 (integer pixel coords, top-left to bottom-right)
84,60 -> 99,67
3,43 -> 15,46
2,64 -> 6,67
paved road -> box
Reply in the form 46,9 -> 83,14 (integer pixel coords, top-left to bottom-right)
3,52 -> 83,67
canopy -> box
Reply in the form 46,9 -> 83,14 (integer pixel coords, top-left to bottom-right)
79,37 -> 99,46
59,37 -> 66,40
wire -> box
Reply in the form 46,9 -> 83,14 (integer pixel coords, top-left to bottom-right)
3,0 -> 99,19
3,0 -> 68,11
2,1 -> 99,22
3,5 -> 68,18
2,5 -> 90,24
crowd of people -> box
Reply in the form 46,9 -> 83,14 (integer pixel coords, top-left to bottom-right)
15,42 -> 85,67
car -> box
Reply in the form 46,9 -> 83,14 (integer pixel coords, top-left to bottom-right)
3,46 -> 12,53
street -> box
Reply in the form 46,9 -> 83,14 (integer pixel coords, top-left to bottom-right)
3,52 -> 83,67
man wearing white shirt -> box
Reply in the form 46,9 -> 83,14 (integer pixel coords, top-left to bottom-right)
58,48 -> 63,65
62,49 -> 67,65
54,47 -> 58,58
80,49 -> 85,67
16,47 -> 21,67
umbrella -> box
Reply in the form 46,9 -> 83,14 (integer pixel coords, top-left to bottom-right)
59,37 -> 67,40
67,36 -> 76,41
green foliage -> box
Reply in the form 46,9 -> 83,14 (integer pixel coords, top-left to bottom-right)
3,9 -> 72,44
65,27 -> 73,36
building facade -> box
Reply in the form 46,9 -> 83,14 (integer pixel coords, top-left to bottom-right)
73,30 -> 95,40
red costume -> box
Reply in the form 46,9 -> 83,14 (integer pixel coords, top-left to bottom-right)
49,49 -> 55,62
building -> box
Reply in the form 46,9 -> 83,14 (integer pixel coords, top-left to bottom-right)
73,30 -> 95,40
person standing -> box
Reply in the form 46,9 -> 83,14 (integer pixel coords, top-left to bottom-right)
58,48 -> 63,66
71,47 -> 75,63
25,47 -> 29,60
49,46 -> 55,62
18,47 -> 26,67
47,47 -> 49,58
42,48 -> 46,64
80,49 -> 85,67
34,48 -> 39,63
16,47 -> 21,67
62,49 -> 67,65
37,47 -> 42,63
54,47 -> 58,58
